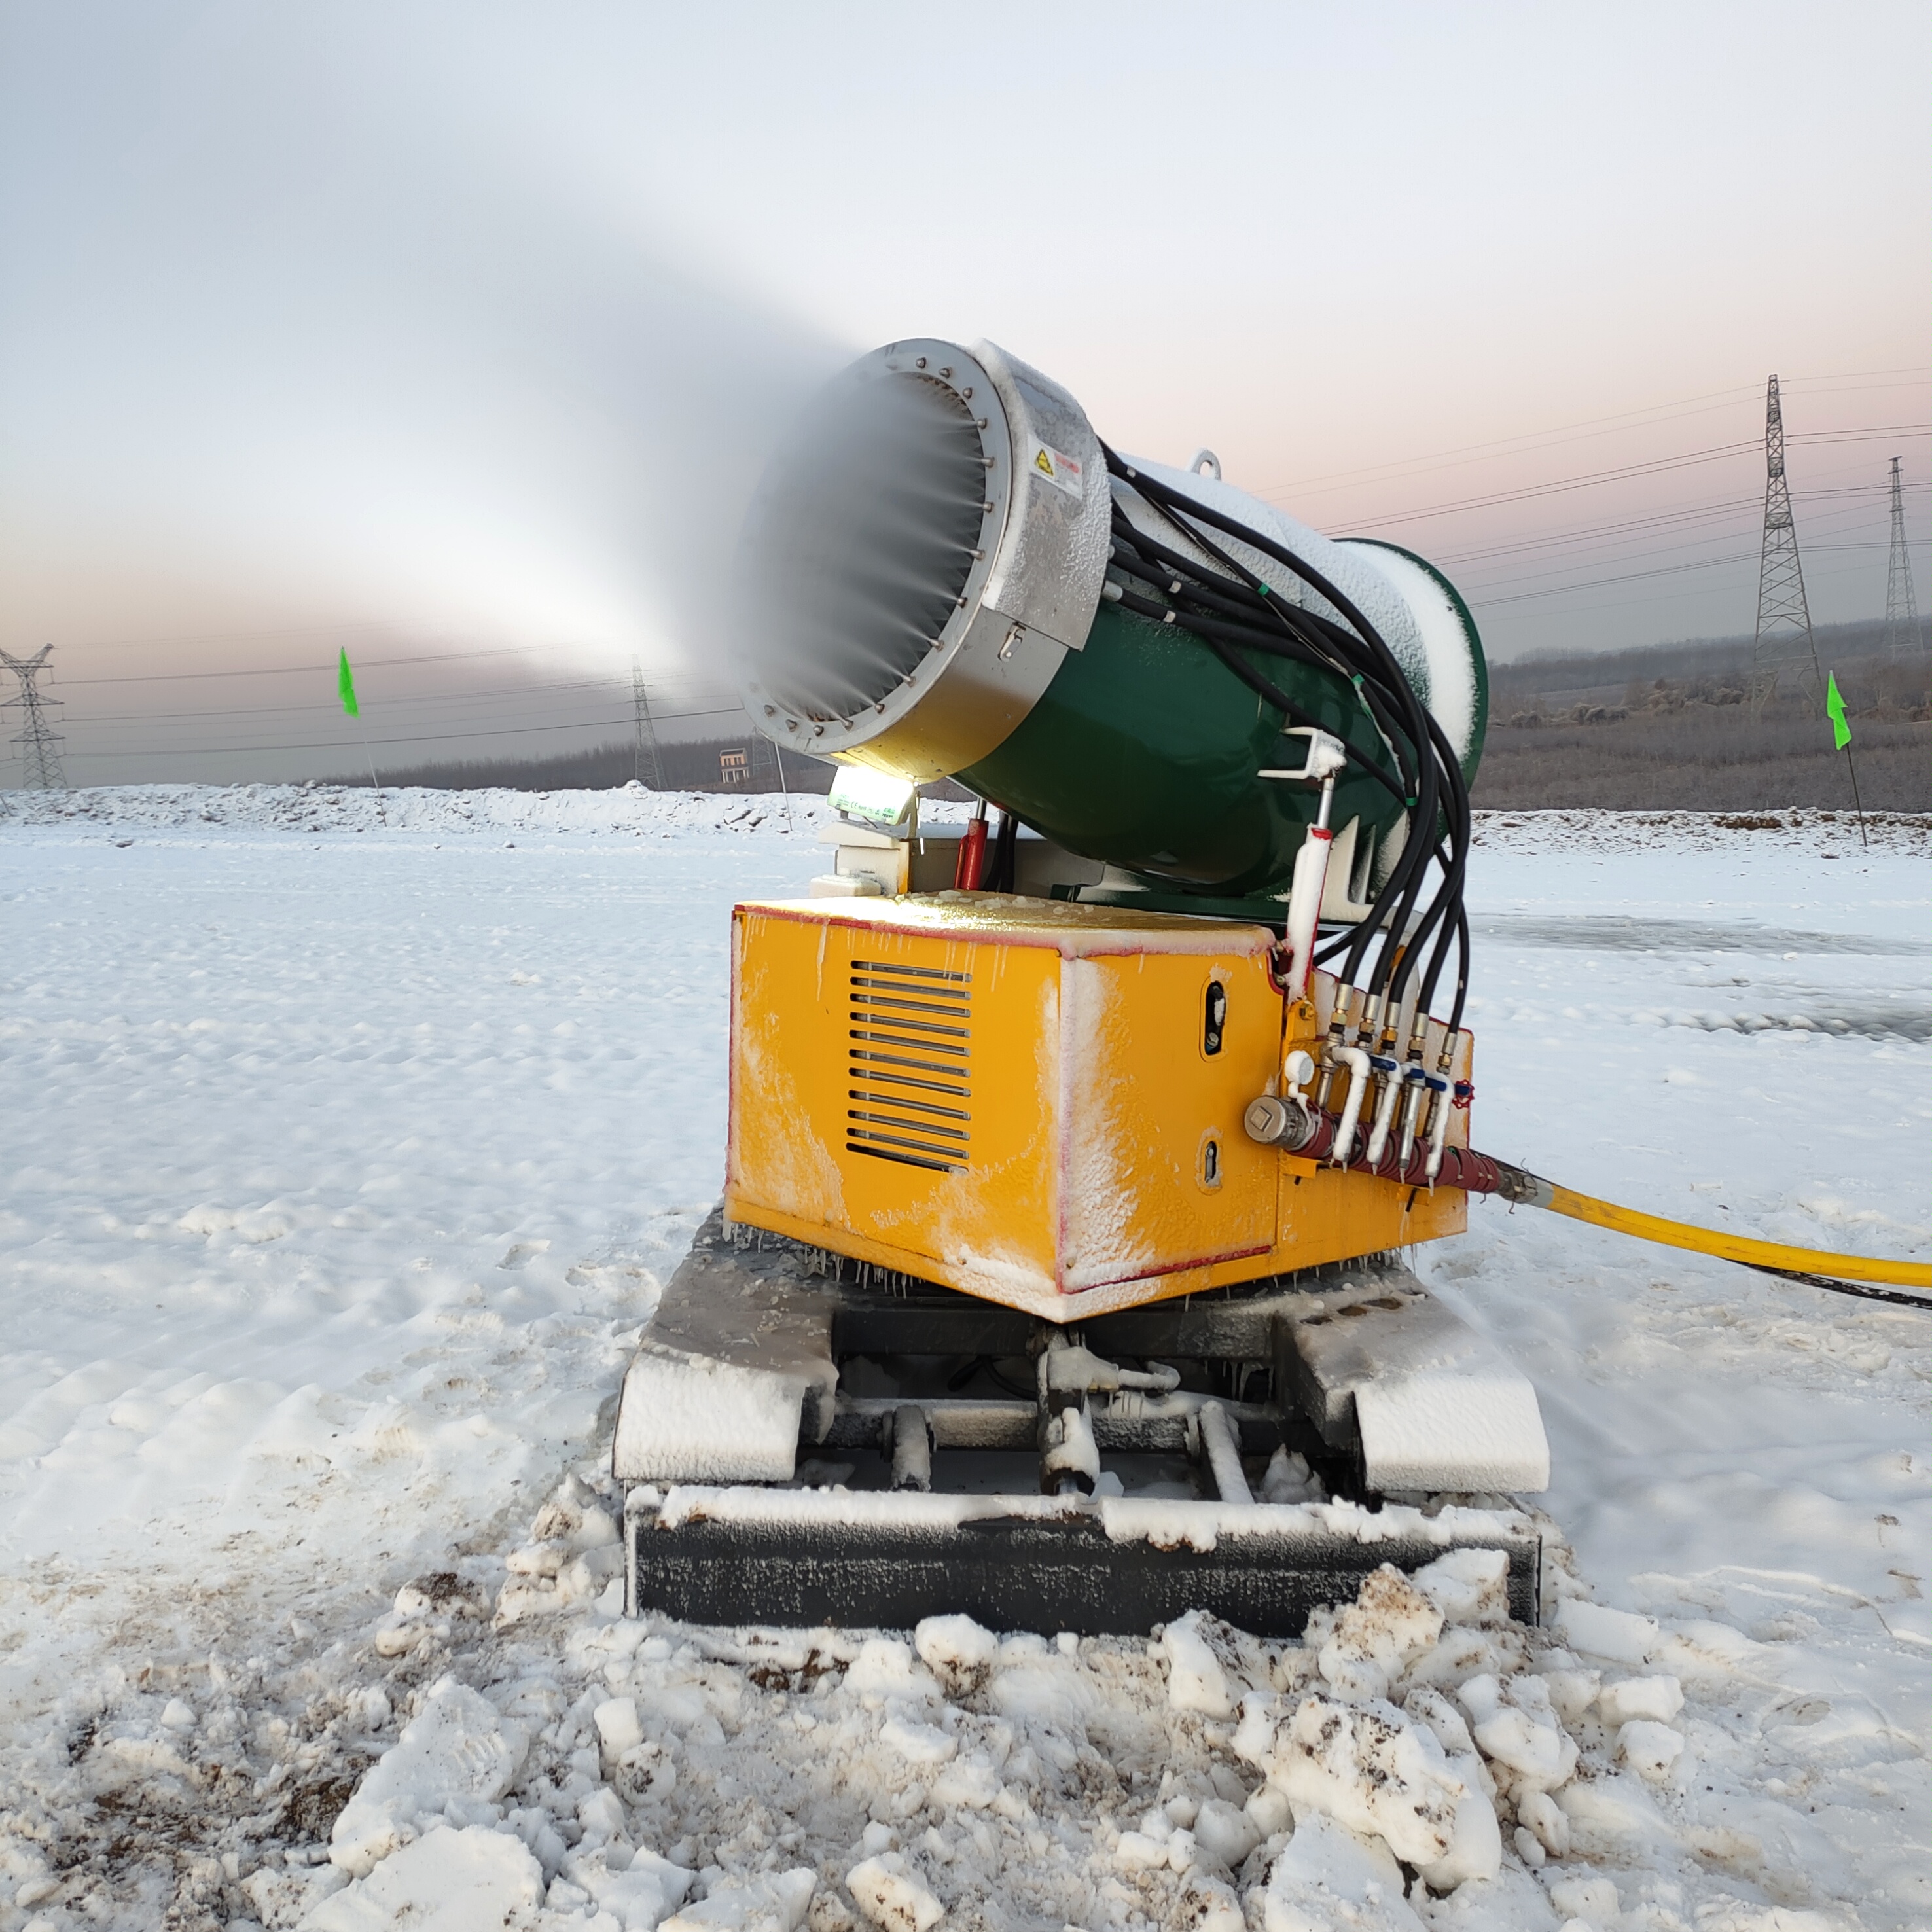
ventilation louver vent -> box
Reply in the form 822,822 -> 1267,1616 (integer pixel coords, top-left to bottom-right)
845,958 -> 971,1173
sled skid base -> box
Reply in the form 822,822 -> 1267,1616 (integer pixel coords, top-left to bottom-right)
625,1488 -> 1541,1639
613,1209 -> 1549,1635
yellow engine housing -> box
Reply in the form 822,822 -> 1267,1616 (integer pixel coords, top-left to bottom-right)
724,895 -> 1473,1323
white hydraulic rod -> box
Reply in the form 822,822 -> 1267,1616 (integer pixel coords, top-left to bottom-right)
1330,1044 -> 1373,1165
1363,1057 -> 1406,1167
1423,1075 -> 1454,1181
1270,732 -> 1348,1001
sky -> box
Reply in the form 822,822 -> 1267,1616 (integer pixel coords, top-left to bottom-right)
1,0 -> 1927,783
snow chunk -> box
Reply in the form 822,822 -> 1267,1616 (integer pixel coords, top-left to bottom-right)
1039,1402 -> 1100,1488
1458,1675 -> 1575,1789
846,1852 -> 944,1931
1597,1674 -> 1683,1726
1533,1665 -> 1601,1725
1618,1718 -> 1685,1782
303,1824 -> 543,1930
1517,1788 -> 1569,1857
1547,1872 -> 1620,1924
1192,1796 -> 1262,1870
880,1713 -> 957,1766
329,1680 -> 529,1876
1261,1811 -> 1426,1932
1401,1687 -> 1475,1761
1316,1564 -> 1444,1700
1161,1608 -> 1242,1717
913,1615 -> 998,1698
596,1696 -> 645,1759
1262,1694 -> 1498,1884
662,1868 -> 817,1931
846,1637 -> 934,1707
1410,1548 -> 1509,1627
564,1843 -> 696,1928
929,1757 -> 1001,1810
1261,1446 -> 1325,1505
1554,1600 -> 1659,1666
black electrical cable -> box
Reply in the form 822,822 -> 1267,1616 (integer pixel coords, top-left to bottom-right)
1745,1265 -> 1932,1313
1100,444 -> 1475,1035
1114,476 -> 1451,1007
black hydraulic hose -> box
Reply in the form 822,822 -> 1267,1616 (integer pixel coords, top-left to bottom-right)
1446,905 -> 1471,1035
1117,464 -> 1454,900
1103,447 -> 1473,1026
1110,501 -> 1433,853
1111,495 -> 1427,800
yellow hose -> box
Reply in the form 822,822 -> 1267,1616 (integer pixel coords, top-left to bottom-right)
1534,1180 -> 1932,1290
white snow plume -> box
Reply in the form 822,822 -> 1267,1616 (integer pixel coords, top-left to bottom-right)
0,7 -> 845,677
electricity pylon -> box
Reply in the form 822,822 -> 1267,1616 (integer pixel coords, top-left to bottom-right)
1884,456 -> 1920,658
630,659 -> 664,789
1,645 -> 69,789
1750,374 -> 1823,707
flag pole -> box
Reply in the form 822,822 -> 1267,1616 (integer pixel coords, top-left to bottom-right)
338,646 -> 387,828
361,736 -> 388,828
1825,670 -> 1867,851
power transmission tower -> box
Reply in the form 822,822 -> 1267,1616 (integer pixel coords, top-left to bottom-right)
1750,374 -> 1823,707
1884,456 -> 1920,658
630,658 -> 664,789
1,645 -> 69,790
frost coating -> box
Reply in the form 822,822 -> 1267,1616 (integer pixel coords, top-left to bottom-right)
613,1351 -> 812,1484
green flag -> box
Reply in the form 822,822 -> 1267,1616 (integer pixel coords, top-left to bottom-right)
338,647 -> 360,719
1825,671 -> 1850,751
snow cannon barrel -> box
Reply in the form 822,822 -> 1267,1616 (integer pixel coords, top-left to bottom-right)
732,338 -> 1488,912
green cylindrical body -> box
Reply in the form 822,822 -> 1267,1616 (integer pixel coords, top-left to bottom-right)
961,545 -> 1488,906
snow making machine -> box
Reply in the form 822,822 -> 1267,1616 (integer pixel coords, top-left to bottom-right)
616,340 -> 1552,1636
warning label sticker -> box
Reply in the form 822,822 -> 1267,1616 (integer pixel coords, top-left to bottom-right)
1028,440 -> 1085,499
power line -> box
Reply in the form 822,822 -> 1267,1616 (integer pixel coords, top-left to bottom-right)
1307,425 -> 1931,535
1250,366 -> 1932,502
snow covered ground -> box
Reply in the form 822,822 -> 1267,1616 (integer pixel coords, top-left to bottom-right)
0,785 -> 1925,1931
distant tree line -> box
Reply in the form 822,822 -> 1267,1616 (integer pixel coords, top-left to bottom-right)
1477,620 -> 1931,811
340,733 -> 838,795
335,620 -> 1929,813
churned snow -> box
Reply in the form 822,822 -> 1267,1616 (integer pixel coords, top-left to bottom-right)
0,787 -> 1926,1929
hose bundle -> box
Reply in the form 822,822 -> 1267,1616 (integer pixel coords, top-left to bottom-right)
1101,448 -> 1473,1034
